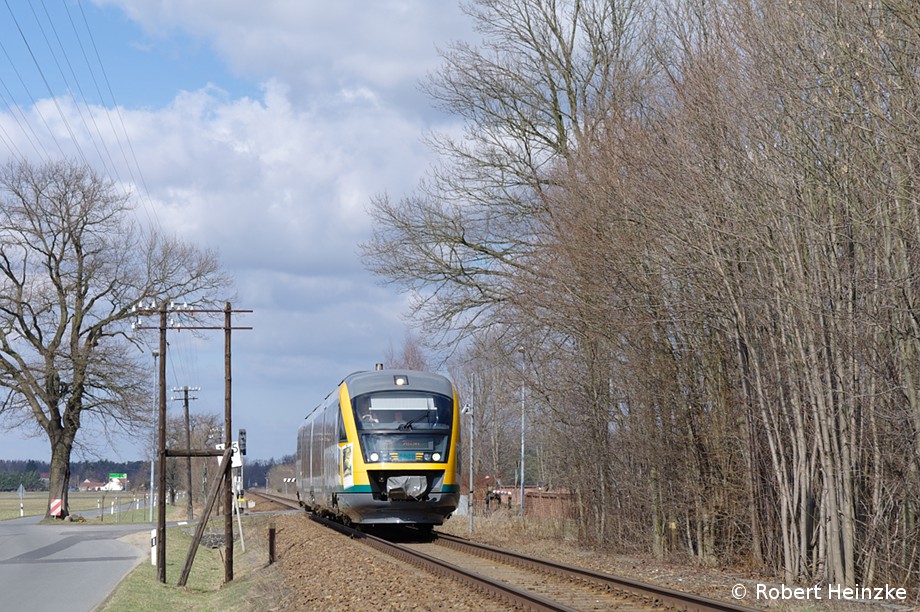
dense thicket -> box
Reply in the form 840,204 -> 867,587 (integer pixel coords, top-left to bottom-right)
0,456 -> 280,493
364,0 -> 920,588
0,459 -> 144,490
0,471 -> 46,491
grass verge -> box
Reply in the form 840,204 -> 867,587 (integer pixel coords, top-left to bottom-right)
98,513 -> 289,612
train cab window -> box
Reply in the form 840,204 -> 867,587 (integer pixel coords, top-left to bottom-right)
337,406 -> 347,442
362,395 -> 451,430
354,395 -> 378,428
351,391 -> 454,463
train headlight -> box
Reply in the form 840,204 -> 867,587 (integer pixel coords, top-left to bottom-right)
432,452 -> 441,462
369,452 -> 380,462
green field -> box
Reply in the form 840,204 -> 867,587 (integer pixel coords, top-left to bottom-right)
0,490 -> 157,522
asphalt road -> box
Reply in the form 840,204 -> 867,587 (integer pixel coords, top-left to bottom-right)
0,513 -> 149,612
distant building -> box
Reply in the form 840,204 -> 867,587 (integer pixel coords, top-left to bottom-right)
101,477 -> 127,491
80,479 -> 107,491
484,483 -> 573,519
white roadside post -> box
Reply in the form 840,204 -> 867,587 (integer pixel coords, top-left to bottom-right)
461,404 -> 473,536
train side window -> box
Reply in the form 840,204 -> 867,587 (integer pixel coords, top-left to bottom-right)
337,405 -> 347,442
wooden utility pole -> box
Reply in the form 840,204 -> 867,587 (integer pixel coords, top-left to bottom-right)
178,445 -> 232,586
157,308 -> 167,582
171,386 -> 199,521
134,301 -> 251,585
224,302 -> 234,582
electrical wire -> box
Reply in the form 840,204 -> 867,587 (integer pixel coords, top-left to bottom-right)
3,0 -> 90,167
0,35 -> 63,160
34,0 -> 120,180
73,0 -> 160,229
1,0 -> 206,432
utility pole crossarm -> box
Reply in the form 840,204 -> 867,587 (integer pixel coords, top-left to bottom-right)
165,448 -> 224,457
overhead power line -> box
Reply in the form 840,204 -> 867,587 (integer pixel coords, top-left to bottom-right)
0,0 -> 163,231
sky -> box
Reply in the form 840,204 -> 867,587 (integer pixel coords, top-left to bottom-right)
0,0 -> 476,463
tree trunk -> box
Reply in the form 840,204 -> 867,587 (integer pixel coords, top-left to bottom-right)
651,466 -> 665,560
46,432 -> 74,519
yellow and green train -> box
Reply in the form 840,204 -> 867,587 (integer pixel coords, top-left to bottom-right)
296,368 -> 461,525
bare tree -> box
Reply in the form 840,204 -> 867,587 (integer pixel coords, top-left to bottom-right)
361,0 -> 650,546
383,330 -> 431,371
618,0 -> 920,584
188,412 -> 223,502
449,333 -> 523,490
362,0 -> 648,341
163,411 -> 223,514
0,160 -> 230,518
362,0 -> 920,590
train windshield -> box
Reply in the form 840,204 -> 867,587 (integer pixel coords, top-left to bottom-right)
352,391 -> 453,463
353,392 -> 452,431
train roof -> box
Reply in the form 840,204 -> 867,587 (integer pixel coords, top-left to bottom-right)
342,369 -> 454,398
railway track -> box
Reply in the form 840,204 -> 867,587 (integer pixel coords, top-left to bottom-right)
247,489 -> 302,511
250,489 -> 756,612
422,533 -> 757,611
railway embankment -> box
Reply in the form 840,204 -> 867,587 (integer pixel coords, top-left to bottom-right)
100,495 -> 916,611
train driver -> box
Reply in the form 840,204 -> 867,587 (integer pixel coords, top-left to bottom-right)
356,399 -> 378,424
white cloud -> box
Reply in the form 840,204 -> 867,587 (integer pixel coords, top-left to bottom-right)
93,0 -> 472,108
0,1 -> 474,461
109,79 -> 431,273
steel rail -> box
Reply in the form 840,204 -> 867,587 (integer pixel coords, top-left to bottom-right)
434,532 -> 757,612
248,489 -> 301,510
308,513 -> 577,611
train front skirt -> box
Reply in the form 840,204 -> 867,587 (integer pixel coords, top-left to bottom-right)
334,486 -> 460,525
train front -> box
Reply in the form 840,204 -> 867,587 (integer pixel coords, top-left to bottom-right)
339,370 -> 461,525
